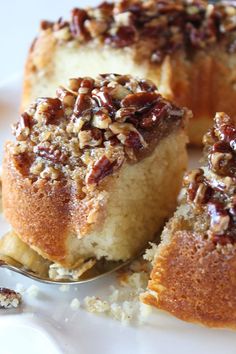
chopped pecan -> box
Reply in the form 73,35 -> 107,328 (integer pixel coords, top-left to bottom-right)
140,101 -> 168,129
70,8 -> 90,39
40,20 -> 54,31
37,146 -> 67,164
35,98 -> 63,124
92,88 -> 115,113
123,131 -> 144,150
210,151 -> 232,175
109,122 -> 147,149
14,112 -> 32,141
115,107 -> 136,123
184,169 -> 204,185
13,152 -> 32,176
121,92 -> 159,110
114,12 -> 133,26
56,86 -> 76,107
208,202 -> 230,235
92,110 -> 112,129
84,19 -> 108,37
110,84 -> 130,100
68,78 -> 83,92
86,155 -> 119,185
105,26 -> 136,48
73,94 -> 92,117
78,128 -> 102,149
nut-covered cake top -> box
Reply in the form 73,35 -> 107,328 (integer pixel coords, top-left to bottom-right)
184,113 -> 236,245
11,74 -> 185,187
41,0 -> 236,63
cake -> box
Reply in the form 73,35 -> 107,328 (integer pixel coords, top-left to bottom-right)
142,112 -> 236,329
22,0 -> 236,145
2,74 -> 189,270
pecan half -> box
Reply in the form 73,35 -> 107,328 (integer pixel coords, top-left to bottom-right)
121,92 -> 159,110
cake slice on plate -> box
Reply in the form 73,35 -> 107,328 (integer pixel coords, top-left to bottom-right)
142,112 -> 236,328
23,0 -> 236,145
2,74 -> 189,275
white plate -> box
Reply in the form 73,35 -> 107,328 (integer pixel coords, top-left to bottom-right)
0,76 -> 236,354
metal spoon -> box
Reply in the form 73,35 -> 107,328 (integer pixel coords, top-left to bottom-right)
0,248 -> 151,285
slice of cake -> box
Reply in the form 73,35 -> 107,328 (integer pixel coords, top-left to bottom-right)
142,112 -> 236,328
23,0 -> 236,145
2,74 -> 189,269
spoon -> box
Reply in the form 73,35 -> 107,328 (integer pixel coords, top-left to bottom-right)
0,249 -> 150,285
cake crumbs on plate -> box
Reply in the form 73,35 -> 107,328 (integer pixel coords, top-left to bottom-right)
59,284 -> 70,292
26,284 -> 39,298
0,287 -> 22,309
15,283 -> 26,294
83,257 -> 152,325
70,298 -> 81,310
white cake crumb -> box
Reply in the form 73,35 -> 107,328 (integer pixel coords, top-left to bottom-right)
83,258 -> 151,325
59,284 -> 70,292
84,296 -> 110,313
143,242 -> 159,264
26,285 -> 39,298
138,303 -> 152,323
70,298 -> 81,310
65,317 -> 69,323
15,283 -> 25,294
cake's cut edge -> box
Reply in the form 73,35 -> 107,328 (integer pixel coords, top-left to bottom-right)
142,112 -> 236,329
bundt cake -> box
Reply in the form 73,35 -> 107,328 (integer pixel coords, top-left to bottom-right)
23,0 -> 236,145
2,74 -> 189,270
142,112 -> 236,328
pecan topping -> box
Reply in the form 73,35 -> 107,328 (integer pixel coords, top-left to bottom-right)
40,1 -> 236,63
185,113 -> 236,245
12,74 -> 185,186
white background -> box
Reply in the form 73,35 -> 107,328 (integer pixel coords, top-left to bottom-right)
0,0 -> 100,82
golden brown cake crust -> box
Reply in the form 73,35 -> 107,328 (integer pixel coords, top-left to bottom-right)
144,230 -> 236,329
3,146 -> 70,264
142,112 -> 236,328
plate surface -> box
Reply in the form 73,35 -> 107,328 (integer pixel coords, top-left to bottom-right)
0,76 -> 236,354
